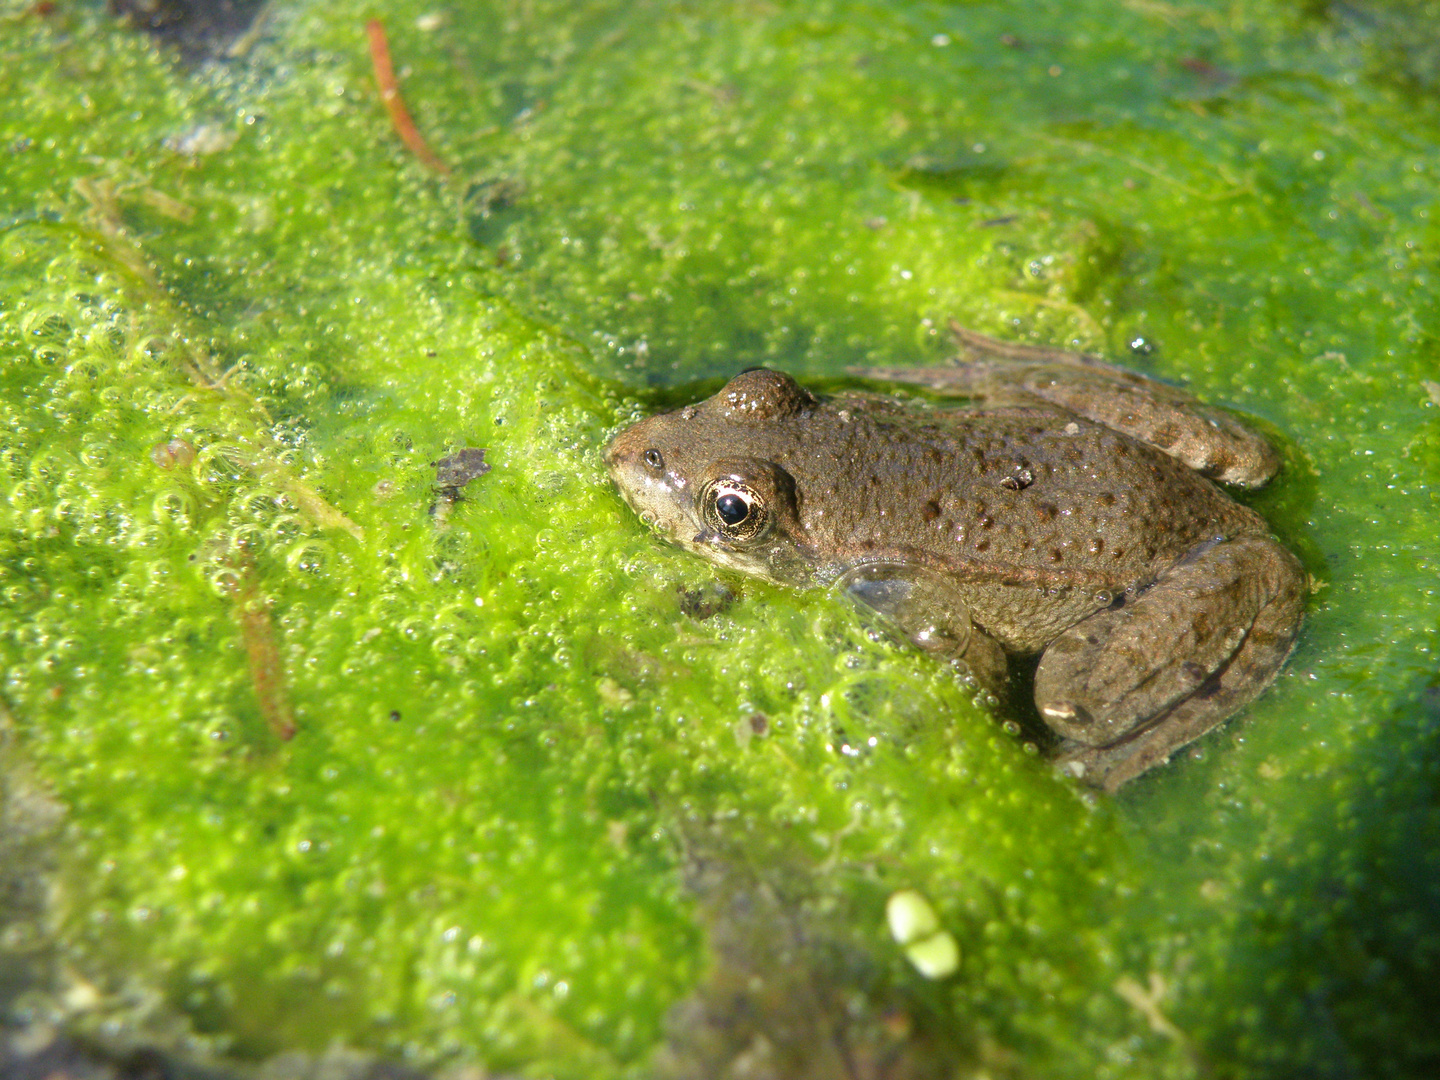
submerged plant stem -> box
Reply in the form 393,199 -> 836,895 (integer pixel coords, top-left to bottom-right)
7,202 -> 365,542
366,18 -> 452,176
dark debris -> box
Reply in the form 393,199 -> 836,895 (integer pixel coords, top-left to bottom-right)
109,0 -> 269,64
0,1024 -> 438,1080
676,582 -> 737,620
433,447 -> 491,492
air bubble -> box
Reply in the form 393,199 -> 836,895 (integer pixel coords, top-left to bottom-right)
152,490 -> 197,530
270,514 -> 304,543
370,592 -> 407,625
128,525 -> 171,552
19,305 -> 70,338
9,479 -> 48,511
125,334 -> 172,374
234,488 -> 279,524
77,440 -> 110,472
231,524 -> 266,552
286,540 -> 332,577
66,357 -> 111,383
0,448 -> 27,479
28,450 -> 71,485
193,444 -> 244,488
205,565 -> 243,598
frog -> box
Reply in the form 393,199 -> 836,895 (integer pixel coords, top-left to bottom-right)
604,326 -> 1307,789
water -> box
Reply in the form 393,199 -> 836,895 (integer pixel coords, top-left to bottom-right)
1,1 -> 1437,1076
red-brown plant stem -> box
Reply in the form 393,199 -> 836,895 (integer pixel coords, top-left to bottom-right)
366,18 -> 451,176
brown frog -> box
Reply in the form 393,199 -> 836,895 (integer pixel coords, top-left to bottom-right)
604,327 -> 1306,789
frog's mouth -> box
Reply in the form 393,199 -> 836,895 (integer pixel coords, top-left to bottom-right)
677,528 -> 772,578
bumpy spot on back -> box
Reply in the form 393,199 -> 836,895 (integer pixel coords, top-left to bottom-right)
713,369 -> 816,422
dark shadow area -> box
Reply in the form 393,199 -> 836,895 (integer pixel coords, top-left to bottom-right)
1192,678 -> 1440,1078
110,0 -> 269,65
654,825 -> 993,1080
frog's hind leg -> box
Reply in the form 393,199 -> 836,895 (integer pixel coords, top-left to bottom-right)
854,322 -> 1282,488
1035,534 -> 1306,791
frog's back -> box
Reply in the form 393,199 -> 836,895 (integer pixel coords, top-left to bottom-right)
756,400 -> 1266,648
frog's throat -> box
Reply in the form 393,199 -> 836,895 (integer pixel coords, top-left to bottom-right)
676,529 -> 817,588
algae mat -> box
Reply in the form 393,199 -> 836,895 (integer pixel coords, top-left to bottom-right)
1,1 -> 1438,1076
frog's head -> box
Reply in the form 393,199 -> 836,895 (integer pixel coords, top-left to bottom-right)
604,369 -> 816,584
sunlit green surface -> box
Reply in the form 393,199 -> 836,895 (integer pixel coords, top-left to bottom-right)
2,1 -> 1437,1076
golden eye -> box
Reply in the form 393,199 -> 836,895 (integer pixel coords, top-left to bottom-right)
701,478 -> 770,543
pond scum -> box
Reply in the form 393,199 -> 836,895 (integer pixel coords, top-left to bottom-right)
3,2 -> 1440,1078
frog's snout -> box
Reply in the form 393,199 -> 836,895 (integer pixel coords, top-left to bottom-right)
602,423 -> 640,482
603,424 -> 646,485
603,420 -> 670,523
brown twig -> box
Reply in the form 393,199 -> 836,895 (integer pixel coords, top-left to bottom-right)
366,18 -> 451,176
238,603 -> 296,741
225,553 -> 297,741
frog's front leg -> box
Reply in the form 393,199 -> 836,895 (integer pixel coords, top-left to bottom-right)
1035,534 -> 1306,790
836,564 -> 1010,700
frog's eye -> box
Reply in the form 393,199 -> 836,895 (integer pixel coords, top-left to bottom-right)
643,448 -> 664,471
715,493 -> 748,526
700,478 -> 770,543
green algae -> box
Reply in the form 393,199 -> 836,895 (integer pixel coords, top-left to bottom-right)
2,1 -> 1439,1077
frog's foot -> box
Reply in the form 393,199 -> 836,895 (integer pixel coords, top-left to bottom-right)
836,563 -> 1010,700
852,322 -> 1281,488
1034,534 -> 1306,791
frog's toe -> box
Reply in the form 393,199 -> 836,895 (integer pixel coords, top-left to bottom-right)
1036,534 -> 1306,787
